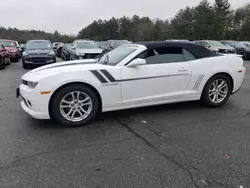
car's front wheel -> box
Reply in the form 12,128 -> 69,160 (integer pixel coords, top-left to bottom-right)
22,62 -> 29,69
0,58 -> 5,69
51,84 -> 99,127
201,74 -> 232,107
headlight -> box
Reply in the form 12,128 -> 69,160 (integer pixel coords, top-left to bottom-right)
49,51 -> 55,55
27,81 -> 38,89
23,52 -> 29,56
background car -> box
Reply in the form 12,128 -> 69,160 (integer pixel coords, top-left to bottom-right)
55,42 -> 64,57
193,40 -> 236,54
61,43 -> 73,61
69,40 -> 103,60
0,45 -> 11,69
220,40 -> 250,60
0,39 -> 20,62
52,42 -> 63,51
19,43 -> 25,57
22,40 -> 56,69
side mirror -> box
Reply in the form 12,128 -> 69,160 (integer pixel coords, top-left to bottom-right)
127,58 -> 146,68
205,44 -> 210,48
71,46 -> 76,50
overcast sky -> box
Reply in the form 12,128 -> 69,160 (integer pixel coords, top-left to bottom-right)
1,0 -> 249,35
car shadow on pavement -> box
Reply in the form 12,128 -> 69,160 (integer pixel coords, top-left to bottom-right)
28,100 -> 209,129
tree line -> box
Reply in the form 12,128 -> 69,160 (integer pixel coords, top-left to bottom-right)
0,0 -> 250,43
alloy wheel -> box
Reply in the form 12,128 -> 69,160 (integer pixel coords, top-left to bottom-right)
208,79 -> 228,104
59,91 -> 92,122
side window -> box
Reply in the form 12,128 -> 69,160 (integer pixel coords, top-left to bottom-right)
183,49 -> 196,61
138,47 -> 184,64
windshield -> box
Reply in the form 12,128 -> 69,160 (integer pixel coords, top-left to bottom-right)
77,41 -> 98,49
26,41 -> 52,50
98,45 -> 138,66
0,40 -> 17,47
221,42 -> 232,47
209,41 -> 226,47
225,41 -> 246,48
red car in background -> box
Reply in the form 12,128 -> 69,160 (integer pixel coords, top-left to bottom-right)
0,39 -> 20,62
0,45 -> 11,69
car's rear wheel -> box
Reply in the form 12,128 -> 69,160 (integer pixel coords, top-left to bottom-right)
201,74 -> 232,107
51,84 -> 99,127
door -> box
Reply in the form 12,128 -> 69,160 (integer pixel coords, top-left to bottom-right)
121,47 -> 193,107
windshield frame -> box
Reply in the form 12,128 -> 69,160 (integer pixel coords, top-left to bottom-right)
97,44 -> 141,66
25,41 -> 52,50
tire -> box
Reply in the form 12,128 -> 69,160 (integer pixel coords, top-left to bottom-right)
0,58 -> 5,69
201,74 -> 232,107
50,84 -> 99,127
22,62 -> 28,69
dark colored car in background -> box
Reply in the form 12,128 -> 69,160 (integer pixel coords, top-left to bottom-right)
52,42 -> 63,51
19,43 -> 25,57
22,40 -> 56,69
220,40 -> 250,60
55,42 -> 65,57
0,39 -> 20,62
61,43 -> 73,61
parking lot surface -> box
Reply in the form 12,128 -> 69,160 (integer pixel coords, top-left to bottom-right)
0,59 -> 250,188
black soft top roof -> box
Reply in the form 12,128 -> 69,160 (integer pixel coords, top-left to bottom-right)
134,41 -> 219,59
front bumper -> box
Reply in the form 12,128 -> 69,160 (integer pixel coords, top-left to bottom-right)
23,55 -> 56,65
9,52 -> 19,59
17,85 -> 51,119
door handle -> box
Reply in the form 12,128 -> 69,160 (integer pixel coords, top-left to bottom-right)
178,69 -> 188,72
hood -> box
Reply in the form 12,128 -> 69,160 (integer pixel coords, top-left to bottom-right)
30,59 -> 99,75
26,49 -> 52,55
4,46 -> 18,52
76,48 -> 103,54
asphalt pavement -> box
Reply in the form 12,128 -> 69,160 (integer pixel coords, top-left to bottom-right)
0,59 -> 250,188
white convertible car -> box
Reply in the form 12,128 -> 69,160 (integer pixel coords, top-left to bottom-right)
17,41 -> 246,126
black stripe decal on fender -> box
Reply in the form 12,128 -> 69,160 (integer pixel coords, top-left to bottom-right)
90,70 -> 108,83
100,70 -> 116,82
117,73 -> 189,82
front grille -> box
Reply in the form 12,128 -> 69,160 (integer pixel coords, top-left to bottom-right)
83,53 -> 100,59
22,80 -> 28,85
31,57 -> 47,63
